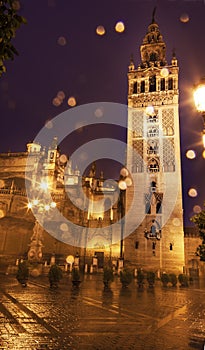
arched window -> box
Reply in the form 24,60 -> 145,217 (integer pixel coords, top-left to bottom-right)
146,202 -> 151,214
141,81 -> 145,93
150,52 -> 158,62
156,202 -> 162,213
133,82 -> 137,94
167,126 -> 174,136
149,75 -> 156,92
161,78 -> 165,91
168,78 -> 173,90
148,158 -> 159,173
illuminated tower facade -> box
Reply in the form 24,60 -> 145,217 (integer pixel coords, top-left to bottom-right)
124,13 -> 185,273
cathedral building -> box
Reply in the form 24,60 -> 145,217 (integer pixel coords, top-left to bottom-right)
0,13 -> 202,276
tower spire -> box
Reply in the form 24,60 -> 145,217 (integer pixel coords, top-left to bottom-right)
152,7 -> 157,23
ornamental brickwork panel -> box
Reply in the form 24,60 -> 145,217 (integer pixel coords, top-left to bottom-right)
132,111 -> 144,138
132,139 -> 144,173
162,108 -> 174,136
162,138 -> 175,172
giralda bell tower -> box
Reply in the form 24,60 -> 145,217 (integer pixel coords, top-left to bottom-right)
124,11 -> 185,274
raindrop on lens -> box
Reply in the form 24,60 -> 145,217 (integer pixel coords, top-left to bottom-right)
186,150 -> 196,159
68,97 -> 76,107
96,26 -> 106,36
193,205 -> 201,213
188,188 -> 197,197
115,21 -> 125,33
57,36 -> 67,46
180,13 -> 190,23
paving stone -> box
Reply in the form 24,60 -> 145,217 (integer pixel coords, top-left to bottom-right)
0,274 -> 205,349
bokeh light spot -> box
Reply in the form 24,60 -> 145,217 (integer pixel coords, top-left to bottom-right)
57,90 -> 65,100
120,168 -> 129,177
59,154 -> 68,163
186,150 -> 196,159
96,25 -> 106,36
118,180 -> 127,190
172,218 -> 181,226
180,13 -> 190,23
52,97 -> 62,107
202,150 -> 205,159
94,107 -> 104,118
160,68 -> 169,78
188,188 -> 197,197
115,21 -> 125,33
60,223 -> 68,232
68,96 -> 76,107
78,151 -> 88,162
57,36 -> 67,46
145,105 -> 155,116
45,120 -> 53,129
193,205 -> 201,213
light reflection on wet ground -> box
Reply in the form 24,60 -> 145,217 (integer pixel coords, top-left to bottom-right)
0,273 -> 204,349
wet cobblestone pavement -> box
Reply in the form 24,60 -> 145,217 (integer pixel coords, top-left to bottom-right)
0,273 -> 205,349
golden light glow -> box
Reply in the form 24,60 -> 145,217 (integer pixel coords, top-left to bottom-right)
96,25 -> 106,36
180,13 -> 190,23
118,180 -> 127,190
186,150 -> 196,159
44,204 -> 50,211
27,203 -> 32,209
33,199 -> 39,205
188,188 -> 197,197
160,68 -> 169,78
115,21 -> 125,33
125,177 -> 132,187
202,150 -> 205,159
68,96 -> 76,107
0,209 -> 5,218
40,181 -> 49,191
145,105 -> 155,116
50,201 -> 56,208
120,167 -> 129,177
194,85 -> 205,112
203,131 -> 205,148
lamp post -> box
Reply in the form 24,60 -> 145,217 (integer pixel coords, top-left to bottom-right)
118,168 -> 132,264
193,76 -> 205,148
27,180 -> 56,262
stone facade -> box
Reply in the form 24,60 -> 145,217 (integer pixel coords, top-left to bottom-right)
0,14 -> 202,275
124,14 -> 185,274
0,145 -> 120,269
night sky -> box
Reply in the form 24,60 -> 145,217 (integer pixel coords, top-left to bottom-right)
0,0 -> 205,226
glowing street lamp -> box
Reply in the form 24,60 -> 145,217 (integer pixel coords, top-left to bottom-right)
193,77 -> 205,148
118,168 -> 132,263
27,185 -> 56,262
